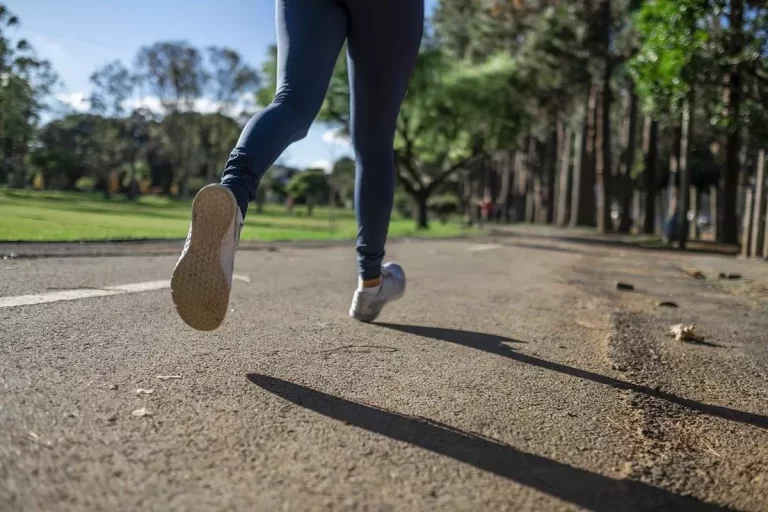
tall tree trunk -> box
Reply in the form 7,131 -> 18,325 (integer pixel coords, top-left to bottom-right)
667,122 -> 682,217
570,91 -> 593,227
415,190 -> 429,229
642,117 -> 658,234
618,84 -> 638,233
553,121 -> 565,223
595,90 -> 612,232
689,186 -> 700,240
741,189 -> 753,257
557,125 -> 573,226
709,185 -> 718,240
529,136 -> 542,223
596,0 -> 614,233
720,0 -> 743,244
678,93 -> 694,250
514,136 -> 529,222
751,149 -> 766,257
545,128 -> 558,224
498,150 -> 514,223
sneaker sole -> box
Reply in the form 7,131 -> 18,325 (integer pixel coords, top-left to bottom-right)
171,185 -> 237,331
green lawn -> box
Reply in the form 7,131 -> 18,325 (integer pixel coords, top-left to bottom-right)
0,189 -> 478,242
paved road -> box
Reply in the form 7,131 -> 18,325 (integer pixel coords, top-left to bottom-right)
1,234 -> 767,511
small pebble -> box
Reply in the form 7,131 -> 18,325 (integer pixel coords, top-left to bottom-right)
616,282 -> 635,291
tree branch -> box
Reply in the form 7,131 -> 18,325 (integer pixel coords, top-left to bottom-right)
426,152 -> 488,194
394,151 -> 417,196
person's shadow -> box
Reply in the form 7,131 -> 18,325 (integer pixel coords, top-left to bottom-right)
376,323 -> 768,431
248,374 -> 725,511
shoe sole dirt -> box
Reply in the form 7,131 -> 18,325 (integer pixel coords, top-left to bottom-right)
171,185 -> 237,331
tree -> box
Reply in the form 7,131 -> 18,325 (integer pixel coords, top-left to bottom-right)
89,60 -> 135,117
134,41 -> 206,198
630,0 -> 768,245
286,168 -> 330,216
329,156 -> 356,207
203,46 -> 259,182
0,5 -> 57,188
29,114 -> 124,194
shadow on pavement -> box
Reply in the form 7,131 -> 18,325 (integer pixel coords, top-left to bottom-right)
247,373 -> 724,511
489,229 -> 740,256
376,324 -> 768,431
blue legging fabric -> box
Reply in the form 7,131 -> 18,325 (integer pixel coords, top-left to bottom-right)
220,0 -> 424,280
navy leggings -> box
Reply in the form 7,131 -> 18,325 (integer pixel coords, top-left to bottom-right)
220,0 -> 424,280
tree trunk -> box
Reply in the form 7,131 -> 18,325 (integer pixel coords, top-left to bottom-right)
678,94 -> 693,250
689,186 -> 699,240
415,191 -> 429,229
179,176 -> 190,200
528,136 -> 541,223
596,0 -> 614,233
642,117 -> 658,234
525,190 -> 536,223
741,189 -> 753,257
720,0 -> 743,244
545,128 -> 558,224
709,185 -> 718,240
751,149 -> 766,257
570,90 -> 594,227
498,150 -> 514,223
667,123 -> 682,217
618,84 -> 638,233
595,89 -> 612,232
11,151 -> 24,189
557,126 -> 573,227
514,137 -> 529,222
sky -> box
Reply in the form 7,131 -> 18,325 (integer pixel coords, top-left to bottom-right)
8,0 -> 438,170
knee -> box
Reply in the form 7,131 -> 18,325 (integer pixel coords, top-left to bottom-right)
272,89 -> 320,141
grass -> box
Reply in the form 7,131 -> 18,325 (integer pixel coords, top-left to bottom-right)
0,189 -> 478,242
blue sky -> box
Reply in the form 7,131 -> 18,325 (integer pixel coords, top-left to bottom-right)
9,0 -> 437,170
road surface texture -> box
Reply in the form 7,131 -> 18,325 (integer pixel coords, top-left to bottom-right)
1,231 -> 767,511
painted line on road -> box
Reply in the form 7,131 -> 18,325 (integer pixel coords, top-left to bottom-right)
466,244 -> 502,252
0,274 -> 250,309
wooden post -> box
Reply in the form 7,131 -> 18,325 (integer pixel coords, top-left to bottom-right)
751,149 -> 766,257
741,189 -> 753,258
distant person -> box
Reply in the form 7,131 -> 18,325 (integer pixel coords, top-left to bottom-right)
170,0 -> 424,331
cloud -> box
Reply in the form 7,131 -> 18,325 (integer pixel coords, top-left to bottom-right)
53,93 -> 259,118
321,129 -> 350,147
309,159 -> 333,172
55,92 -> 90,112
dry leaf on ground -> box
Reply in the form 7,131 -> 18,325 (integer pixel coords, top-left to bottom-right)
131,408 -> 153,418
667,323 -> 701,342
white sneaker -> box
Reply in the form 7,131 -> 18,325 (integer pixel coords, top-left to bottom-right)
171,184 -> 243,331
349,263 -> 406,322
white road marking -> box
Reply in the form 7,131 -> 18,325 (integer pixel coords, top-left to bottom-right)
466,244 -> 502,252
0,274 -> 250,309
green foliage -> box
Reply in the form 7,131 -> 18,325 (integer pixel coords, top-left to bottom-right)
329,156 -> 355,206
285,168 -> 331,215
628,0 -> 712,114
0,4 -> 58,186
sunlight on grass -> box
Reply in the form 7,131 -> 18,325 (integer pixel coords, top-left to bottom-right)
0,190 -> 479,242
